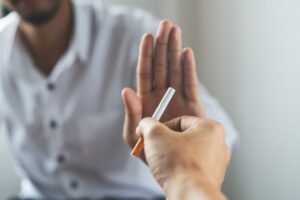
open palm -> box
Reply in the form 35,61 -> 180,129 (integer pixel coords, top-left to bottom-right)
122,20 -> 205,150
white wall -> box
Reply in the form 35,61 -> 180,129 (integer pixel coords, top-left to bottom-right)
1,0 -> 300,199
194,1 -> 300,199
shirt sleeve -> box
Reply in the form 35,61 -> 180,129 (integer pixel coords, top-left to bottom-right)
0,91 -> 5,135
0,68 -> 8,134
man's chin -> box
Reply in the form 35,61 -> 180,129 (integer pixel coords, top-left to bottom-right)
22,12 -> 56,26
8,0 -> 62,26
11,0 -> 39,6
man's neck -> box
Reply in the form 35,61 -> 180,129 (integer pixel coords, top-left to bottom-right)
18,1 -> 74,76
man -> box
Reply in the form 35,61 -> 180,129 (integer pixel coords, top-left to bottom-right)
0,0 -> 237,199
137,116 -> 230,200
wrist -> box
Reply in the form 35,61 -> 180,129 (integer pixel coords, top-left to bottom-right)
163,169 -> 225,200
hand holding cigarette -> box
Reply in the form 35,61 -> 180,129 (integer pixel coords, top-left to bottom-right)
136,116 -> 230,200
122,19 -> 205,160
131,87 -> 176,157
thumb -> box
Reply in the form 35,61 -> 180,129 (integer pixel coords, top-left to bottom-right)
136,117 -> 169,140
136,118 -> 172,164
122,87 -> 142,148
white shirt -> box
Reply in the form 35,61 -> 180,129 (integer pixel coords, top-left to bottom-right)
0,0 -> 238,199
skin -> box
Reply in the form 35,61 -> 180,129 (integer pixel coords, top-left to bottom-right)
136,116 -> 230,200
122,20 -> 205,158
4,0 -> 73,76
5,0 -> 62,25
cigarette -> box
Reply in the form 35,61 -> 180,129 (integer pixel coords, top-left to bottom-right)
131,87 -> 176,157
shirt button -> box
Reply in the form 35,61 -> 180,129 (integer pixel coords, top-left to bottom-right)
70,180 -> 79,190
56,154 -> 65,164
49,120 -> 58,129
47,83 -> 55,91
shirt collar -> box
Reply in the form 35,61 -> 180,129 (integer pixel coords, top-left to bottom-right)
1,13 -> 20,63
72,0 -> 91,65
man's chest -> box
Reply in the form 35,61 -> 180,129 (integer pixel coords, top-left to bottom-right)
0,63 -> 131,171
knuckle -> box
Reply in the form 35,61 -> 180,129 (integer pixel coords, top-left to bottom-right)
155,62 -> 167,71
147,124 -> 164,137
138,72 -> 151,80
184,81 -> 198,89
169,69 -> 182,78
184,64 -> 195,73
156,38 -> 168,46
202,120 -> 221,131
169,48 -> 181,54
209,120 -> 225,138
213,121 -> 224,131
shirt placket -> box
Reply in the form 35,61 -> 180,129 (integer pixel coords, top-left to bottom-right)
44,59 -> 84,197
43,78 -> 66,183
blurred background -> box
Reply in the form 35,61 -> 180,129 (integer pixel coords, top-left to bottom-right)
1,0 -> 300,199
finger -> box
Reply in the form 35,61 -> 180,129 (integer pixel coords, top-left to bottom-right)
168,26 -> 183,92
137,33 -> 154,95
164,116 -> 203,132
154,20 -> 172,89
122,88 -> 142,148
136,117 -> 168,139
135,118 -> 168,163
182,48 -> 199,101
